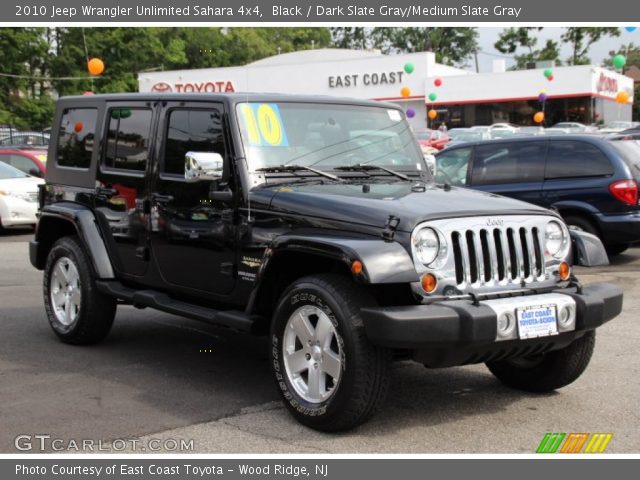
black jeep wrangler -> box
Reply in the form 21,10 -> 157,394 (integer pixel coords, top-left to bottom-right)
30,93 -> 623,431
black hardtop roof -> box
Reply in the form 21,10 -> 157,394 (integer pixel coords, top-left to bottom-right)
57,92 -> 399,110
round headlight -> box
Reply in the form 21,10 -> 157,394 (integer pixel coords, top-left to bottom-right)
413,227 -> 440,265
545,221 -> 567,258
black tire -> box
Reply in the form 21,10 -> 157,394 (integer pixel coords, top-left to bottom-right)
605,243 -> 629,256
270,274 -> 390,432
486,330 -> 596,393
43,236 -> 116,344
563,214 -> 598,237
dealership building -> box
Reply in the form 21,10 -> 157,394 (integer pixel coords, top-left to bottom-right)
138,49 -> 634,130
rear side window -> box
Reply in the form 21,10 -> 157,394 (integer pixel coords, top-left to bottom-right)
610,140 -> 640,175
0,154 -> 36,174
435,147 -> 472,186
545,141 -> 613,179
103,108 -> 153,172
472,142 -> 546,186
57,108 -> 98,169
163,108 -> 225,176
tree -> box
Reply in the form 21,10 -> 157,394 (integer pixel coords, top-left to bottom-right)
606,44 -> 640,120
330,27 -> 478,66
494,28 -> 561,69
562,27 -> 620,65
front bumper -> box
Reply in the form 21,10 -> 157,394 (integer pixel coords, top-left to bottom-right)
361,283 -> 622,366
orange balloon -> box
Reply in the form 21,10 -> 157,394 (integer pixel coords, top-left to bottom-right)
428,109 -> 438,120
616,91 -> 630,104
88,57 -> 105,76
400,87 -> 411,98
533,111 -> 545,123
74,122 -> 83,133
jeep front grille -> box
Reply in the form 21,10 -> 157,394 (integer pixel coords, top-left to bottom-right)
410,215 -> 564,296
450,226 -> 545,286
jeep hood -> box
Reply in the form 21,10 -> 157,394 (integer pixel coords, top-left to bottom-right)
256,182 -> 552,232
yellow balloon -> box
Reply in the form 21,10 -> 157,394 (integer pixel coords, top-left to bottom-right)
428,109 -> 438,120
88,58 -> 105,76
616,91 -> 630,104
533,111 -> 545,123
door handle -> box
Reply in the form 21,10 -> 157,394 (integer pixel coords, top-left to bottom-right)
152,193 -> 174,204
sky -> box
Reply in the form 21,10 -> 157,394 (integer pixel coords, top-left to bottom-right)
473,27 -> 638,73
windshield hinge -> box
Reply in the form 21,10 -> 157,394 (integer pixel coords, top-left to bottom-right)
382,215 -> 400,242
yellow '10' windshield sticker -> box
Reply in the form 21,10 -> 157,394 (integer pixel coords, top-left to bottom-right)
239,103 -> 289,147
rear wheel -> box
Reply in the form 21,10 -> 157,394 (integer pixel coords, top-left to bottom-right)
605,243 -> 629,256
563,214 -> 598,237
270,274 -> 390,431
486,331 -> 595,392
43,236 -> 116,344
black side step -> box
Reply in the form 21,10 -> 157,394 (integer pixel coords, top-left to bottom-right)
96,280 -> 256,333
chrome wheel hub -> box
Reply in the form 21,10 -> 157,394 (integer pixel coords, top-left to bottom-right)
282,305 -> 343,404
50,257 -> 81,326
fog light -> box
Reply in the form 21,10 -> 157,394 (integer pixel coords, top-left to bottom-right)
559,261 -> 571,281
421,273 -> 438,293
497,311 -> 516,337
558,305 -> 573,326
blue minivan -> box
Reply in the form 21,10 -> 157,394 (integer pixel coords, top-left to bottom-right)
435,135 -> 640,254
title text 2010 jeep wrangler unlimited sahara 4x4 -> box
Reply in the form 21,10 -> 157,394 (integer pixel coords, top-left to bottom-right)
30,93 -> 622,431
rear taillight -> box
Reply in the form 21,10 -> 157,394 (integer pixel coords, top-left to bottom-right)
609,179 -> 638,206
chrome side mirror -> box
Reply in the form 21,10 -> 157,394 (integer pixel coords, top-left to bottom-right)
184,151 -> 224,182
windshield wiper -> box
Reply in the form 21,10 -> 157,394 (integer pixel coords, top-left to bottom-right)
256,165 -> 343,182
333,164 -> 411,181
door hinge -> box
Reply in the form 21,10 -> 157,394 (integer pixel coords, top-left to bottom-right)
136,246 -> 150,261
220,262 -> 235,276
382,215 -> 400,242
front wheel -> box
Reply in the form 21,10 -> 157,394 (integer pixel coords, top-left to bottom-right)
43,236 -> 117,344
486,330 -> 595,392
270,274 -> 390,432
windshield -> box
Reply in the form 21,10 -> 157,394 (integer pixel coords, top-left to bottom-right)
448,130 -> 482,142
0,161 -> 28,179
236,102 -> 427,176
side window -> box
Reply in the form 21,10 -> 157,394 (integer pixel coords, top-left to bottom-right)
9,154 -> 37,174
545,141 -> 613,179
57,108 -> 97,169
472,142 -> 545,186
163,108 -> 225,176
435,147 -> 472,186
103,108 -> 153,172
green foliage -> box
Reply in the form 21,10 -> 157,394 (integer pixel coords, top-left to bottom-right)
562,28 -> 620,65
331,27 -> 479,66
494,28 -> 561,69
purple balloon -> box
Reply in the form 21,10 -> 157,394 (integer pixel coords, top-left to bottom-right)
406,108 -> 416,118
538,93 -> 547,102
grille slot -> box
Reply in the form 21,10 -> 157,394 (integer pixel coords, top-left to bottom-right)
451,224 -> 545,287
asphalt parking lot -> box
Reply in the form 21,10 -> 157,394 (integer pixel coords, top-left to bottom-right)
0,228 -> 638,454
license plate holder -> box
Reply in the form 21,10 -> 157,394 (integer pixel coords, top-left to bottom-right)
516,304 -> 559,339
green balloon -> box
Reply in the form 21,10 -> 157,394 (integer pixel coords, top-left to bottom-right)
543,68 -> 553,78
428,92 -> 437,102
613,54 -> 627,69
404,62 -> 414,74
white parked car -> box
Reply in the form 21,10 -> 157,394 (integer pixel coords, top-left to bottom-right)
488,123 -> 520,133
599,121 -> 640,134
0,162 -> 43,230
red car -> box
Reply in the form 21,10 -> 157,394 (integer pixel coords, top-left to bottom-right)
0,148 -> 47,178
413,129 -> 450,151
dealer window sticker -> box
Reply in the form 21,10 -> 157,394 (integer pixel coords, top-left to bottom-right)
239,103 -> 289,147
387,109 -> 402,122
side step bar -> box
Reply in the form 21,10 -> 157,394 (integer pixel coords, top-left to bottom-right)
96,280 -> 257,333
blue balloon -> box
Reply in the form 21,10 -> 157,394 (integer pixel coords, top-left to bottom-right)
625,27 -> 637,32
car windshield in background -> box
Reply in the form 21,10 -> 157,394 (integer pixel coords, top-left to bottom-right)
610,140 -> 640,174
448,130 -> 483,142
0,161 -> 29,179
236,102 -> 426,175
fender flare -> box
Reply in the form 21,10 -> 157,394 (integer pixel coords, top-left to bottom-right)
34,202 -> 115,278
